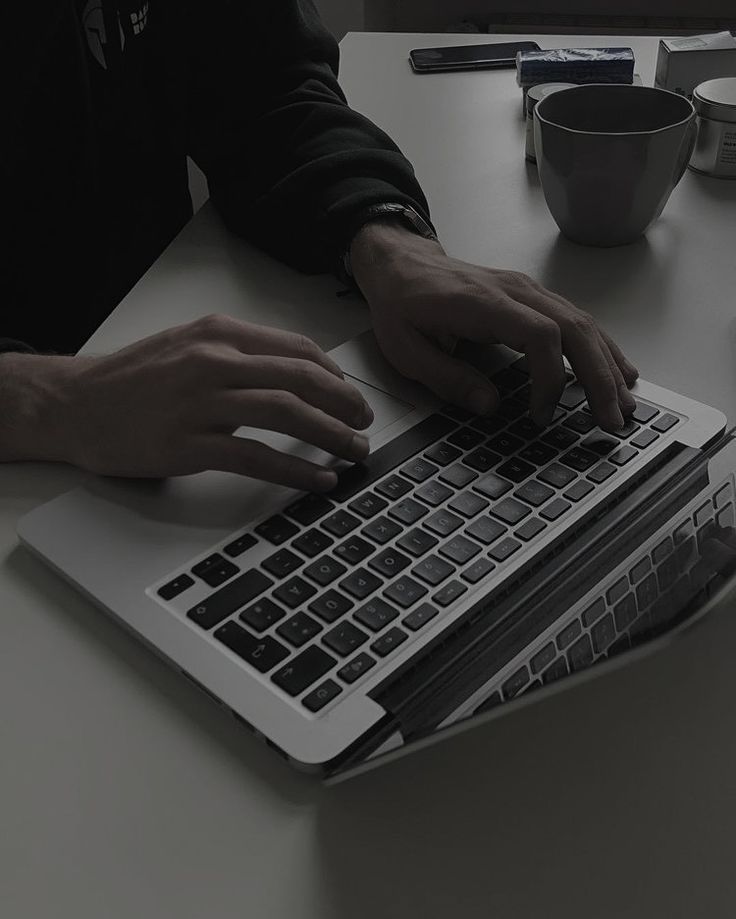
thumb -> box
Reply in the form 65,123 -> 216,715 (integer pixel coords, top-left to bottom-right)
391,328 -> 500,415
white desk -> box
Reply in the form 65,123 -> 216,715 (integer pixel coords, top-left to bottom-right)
3,33 -> 736,919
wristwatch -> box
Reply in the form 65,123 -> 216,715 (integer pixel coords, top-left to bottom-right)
340,202 -> 438,283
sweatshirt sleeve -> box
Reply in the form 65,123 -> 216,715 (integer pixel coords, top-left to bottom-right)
181,0 -> 432,274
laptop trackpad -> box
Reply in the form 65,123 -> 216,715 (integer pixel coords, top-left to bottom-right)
345,374 -> 415,439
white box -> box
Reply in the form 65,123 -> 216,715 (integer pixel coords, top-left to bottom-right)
655,31 -> 736,98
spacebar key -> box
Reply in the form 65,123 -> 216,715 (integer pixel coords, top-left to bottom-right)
330,413 -> 456,502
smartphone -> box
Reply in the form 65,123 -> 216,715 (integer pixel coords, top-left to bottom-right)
409,41 -> 541,74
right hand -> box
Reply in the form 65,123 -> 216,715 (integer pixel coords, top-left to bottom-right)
34,315 -> 374,491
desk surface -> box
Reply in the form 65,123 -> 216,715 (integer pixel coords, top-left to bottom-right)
3,33 -> 736,919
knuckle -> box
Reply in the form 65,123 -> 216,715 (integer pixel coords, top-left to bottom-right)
503,270 -> 534,290
564,310 -> 597,337
294,333 -> 322,362
268,389 -> 300,415
191,312 -> 231,339
527,315 -> 561,347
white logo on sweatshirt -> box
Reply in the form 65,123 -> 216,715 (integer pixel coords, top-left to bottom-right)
82,1 -> 149,70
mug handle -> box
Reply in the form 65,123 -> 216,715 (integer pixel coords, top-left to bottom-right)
673,117 -> 698,186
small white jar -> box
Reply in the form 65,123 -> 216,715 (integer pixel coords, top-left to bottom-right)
689,77 -> 736,178
525,83 -> 575,162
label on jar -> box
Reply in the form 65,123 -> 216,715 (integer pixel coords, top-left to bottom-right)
719,128 -> 736,168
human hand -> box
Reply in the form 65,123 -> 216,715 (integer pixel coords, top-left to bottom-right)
350,221 -> 639,432
7,315 -> 372,491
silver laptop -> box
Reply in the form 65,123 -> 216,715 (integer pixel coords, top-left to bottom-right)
17,330 -> 736,781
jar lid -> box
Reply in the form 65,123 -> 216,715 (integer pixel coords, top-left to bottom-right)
693,77 -> 736,123
526,82 -> 576,114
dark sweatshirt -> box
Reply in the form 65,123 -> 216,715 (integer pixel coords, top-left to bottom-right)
1,0 -> 430,355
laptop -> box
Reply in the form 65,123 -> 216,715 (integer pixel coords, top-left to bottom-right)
17,329 -> 736,781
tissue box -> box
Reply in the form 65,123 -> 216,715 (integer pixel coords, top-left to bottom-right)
655,31 -> 736,98
516,47 -> 634,89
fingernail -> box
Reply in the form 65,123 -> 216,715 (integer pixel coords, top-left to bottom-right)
315,469 -> 338,492
351,434 -> 370,459
468,388 -> 495,417
610,409 -> 625,429
361,403 -> 375,428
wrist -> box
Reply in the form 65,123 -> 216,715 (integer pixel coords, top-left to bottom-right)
349,217 -> 445,294
0,353 -> 81,464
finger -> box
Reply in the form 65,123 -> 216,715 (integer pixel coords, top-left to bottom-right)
201,435 -> 339,492
380,326 -> 499,415
219,355 -> 373,429
212,390 -> 370,463
597,334 -> 637,417
599,329 -> 639,389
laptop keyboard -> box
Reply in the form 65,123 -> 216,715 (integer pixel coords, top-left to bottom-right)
152,359 -> 683,715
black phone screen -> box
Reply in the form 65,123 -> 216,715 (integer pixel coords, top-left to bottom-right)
409,41 -> 541,73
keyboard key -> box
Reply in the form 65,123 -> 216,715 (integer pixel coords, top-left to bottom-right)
283,495 -> 334,527
609,634 -> 632,656
515,480 -> 555,507
439,463 -> 478,488
474,472 -> 512,499
652,536 -> 673,564
362,515 -> 402,545
465,515 -> 507,545
473,691 -> 503,715
448,427 -> 485,450
581,433 -> 619,456
424,509 -> 463,536
384,575 -> 428,608
403,603 -> 439,631
509,417 -> 544,441
240,597 -> 287,632
158,574 -> 194,601
308,589 -> 353,623
191,553 -> 239,588
587,462 -> 616,484
568,633 -> 594,671
376,474 -> 413,500
255,514 -> 300,545
371,627 -> 408,657
354,598 -> 400,632
556,619 -> 582,649
564,479 -> 594,502
488,432 -> 524,456
715,484 -> 733,509
542,656 -> 569,684
277,612 -> 323,648
348,492 -> 389,519
540,498 -> 571,521
518,442 -> 557,466
581,598 -> 606,627
291,527 -> 334,558
413,555 -> 455,586
471,415 -> 506,436
492,367 -> 528,392
322,621 -> 369,656
563,411 -> 596,434
389,498 -> 428,525
612,419 -> 640,439
334,536 -> 374,565
330,413 -> 455,501
322,510 -> 361,537
530,642 -> 556,674
303,555 -> 347,586
187,569 -> 273,630
272,645 -> 337,696
497,398 -> 527,421
541,426 -> 578,451
651,413 -> 678,433
424,442 -> 462,466
338,652 -> 376,684
629,401 -> 658,424
609,445 -> 638,466
465,447 -> 503,473
302,679 -> 342,712
491,497 -> 530,525
262,549 -> 303,579
629,556 -> 652,584
401,458 -> 439,483
461,557 -> 495,584
635,573 -> 658,611
441,404 -> 474,421
223,533 -> 258,558
606,577 -> 629,605
591,613 -> 616,653
415,480 -> 454,507
694,501 -> 712,528
273,576 -> 317,609
396,527 -> 439,558
538,463 -> 576,489
559,383 -> 586,409
560,447 -> 598,472
657,554 -> 680,592
630,428 -> 658,450
497,457 -> 536,484
340,568 -> 383,600
489,537 -> 521,562
215,621 -> 290,673
440,535 -> 481,564
613,593 -> 637,630
448,490 -> 489,518
515,517 -> 546,541
433,580 -> 467,607
502,666 -> 530,699
368,547 -> 412,578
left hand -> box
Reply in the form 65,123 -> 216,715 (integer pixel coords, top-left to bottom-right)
350,220 -> 639,432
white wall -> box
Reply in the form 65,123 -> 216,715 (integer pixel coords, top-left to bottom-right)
312,0 -> 364,40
